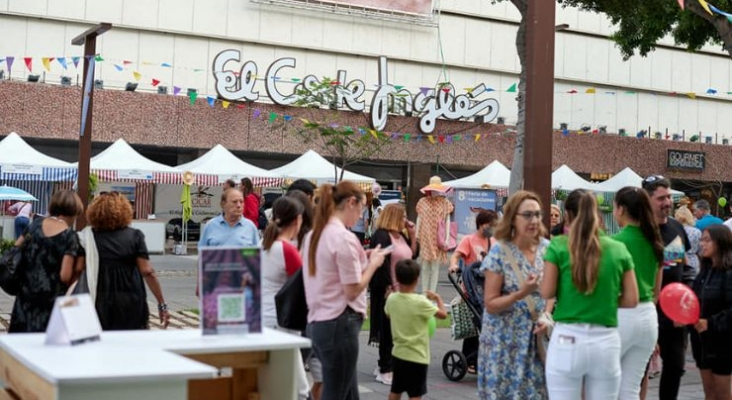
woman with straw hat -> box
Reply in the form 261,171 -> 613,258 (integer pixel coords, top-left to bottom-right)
416,176 -> 453,293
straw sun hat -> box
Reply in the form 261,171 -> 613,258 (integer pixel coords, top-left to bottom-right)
420,176 -> 451,195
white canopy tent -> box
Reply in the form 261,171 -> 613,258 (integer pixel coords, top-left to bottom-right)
270,150 -> 375,184
176,144 -> 283,187
596,167 -> 684,195
0,132 -> 76,180
551,165 -> 603,192
78,139 -> 184,183
442,160 -> 511,189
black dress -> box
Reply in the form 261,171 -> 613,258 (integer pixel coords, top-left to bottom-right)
9,219 -> 81,333
94,227 -> 150,330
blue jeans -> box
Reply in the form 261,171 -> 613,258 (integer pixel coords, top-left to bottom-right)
14,216 -> 29,239
307,308 -> 363,400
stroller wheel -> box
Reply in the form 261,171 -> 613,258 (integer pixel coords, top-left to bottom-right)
442,350 -> 468,381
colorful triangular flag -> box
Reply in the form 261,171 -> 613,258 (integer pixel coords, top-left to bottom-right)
687,93 -> 697,99
188,91 -> 198,105
207,96 -> 215,107
474,134 -> 481,142
114,64 -> 124,72
706,88 -> 718,95
283,115 -> 292,122
42,57 -> 52,72
123,60 -> 133,65
698,0 -> 713,15
506,83 -> 517,93
72,57 -> 80,68
57,57 -> 68,70
253,109 -> 261,119
173,86 -> 181,96
161,62 -> 172,68
677,0 -> 684,9
222,101 -> 230,109
585,88 -> 596,94
151,79 -> 160,87
94,54 -> 104,62
567,90 -> 578,94
133,71 -> 141,81
428,135 -> 436,144
23,57 -> 32,72
5,56 -> 14,74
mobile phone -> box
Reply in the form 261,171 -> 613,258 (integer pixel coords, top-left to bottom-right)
384,244 -> 395,252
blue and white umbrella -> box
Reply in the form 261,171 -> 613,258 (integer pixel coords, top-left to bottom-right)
0,185 -> 38,201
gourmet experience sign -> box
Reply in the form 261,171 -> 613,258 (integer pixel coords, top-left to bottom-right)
667,150 -> 705,171
212,50 -> 500,134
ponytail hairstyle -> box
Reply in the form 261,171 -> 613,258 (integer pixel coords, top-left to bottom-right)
308,180 -> 364,276
262,196 -> 304,251
615,186 -> 664,264
565,189 -> 602,294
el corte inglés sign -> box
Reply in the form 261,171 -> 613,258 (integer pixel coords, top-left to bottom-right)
212,50 -> 500,134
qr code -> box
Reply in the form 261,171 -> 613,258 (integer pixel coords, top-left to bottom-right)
217,293 -> 245,323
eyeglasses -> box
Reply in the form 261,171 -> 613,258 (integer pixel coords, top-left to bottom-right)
517,211 -> 543,221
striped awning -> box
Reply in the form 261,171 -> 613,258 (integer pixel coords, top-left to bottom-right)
92,170 -> 282,187
0,166 -> 77,182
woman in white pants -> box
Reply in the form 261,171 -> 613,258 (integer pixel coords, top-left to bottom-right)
541,189 -> 639,400
611,187 -> 665,399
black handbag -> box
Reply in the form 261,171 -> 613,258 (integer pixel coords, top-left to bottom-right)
275,268 -> 308,331
0,235 -> 29,296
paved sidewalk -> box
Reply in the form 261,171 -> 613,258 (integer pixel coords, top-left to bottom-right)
0,255 -> 709,399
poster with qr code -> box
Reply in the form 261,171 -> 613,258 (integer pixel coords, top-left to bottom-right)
199,247 -> 262,335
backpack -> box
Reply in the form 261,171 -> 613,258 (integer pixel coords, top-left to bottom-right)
258,206 -> 268,230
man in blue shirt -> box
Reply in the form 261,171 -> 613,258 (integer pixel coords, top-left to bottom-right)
693,199 -> 723,231
199,188 -> 259,248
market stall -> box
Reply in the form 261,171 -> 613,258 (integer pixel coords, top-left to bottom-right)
270,149 -> 376,186
176,144 -> 283,187
0,132 -> 77,237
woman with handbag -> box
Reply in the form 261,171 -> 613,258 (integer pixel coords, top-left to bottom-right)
302,181 -> 391,400
261,196 -> 310,400
478,190 -> 551,400
84,192 -> 169,330
611,187 -> 665,399
9,190 -> 84,333
368,203 -> 418,386
541,189 -> 639,400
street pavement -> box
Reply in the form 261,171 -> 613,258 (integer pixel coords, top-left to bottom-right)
0,255 -> 707,399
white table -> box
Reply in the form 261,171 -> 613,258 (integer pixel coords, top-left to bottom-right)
0,328 -> 310,400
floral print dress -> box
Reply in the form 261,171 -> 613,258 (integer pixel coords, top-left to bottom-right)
477,239 -> 549,400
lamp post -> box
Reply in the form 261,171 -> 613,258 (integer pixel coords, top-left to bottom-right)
523,2 -> 556,230
71,23 -> 111,229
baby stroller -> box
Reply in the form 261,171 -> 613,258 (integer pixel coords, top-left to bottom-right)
442,261 -> 485,381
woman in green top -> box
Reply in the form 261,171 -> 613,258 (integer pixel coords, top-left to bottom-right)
612,186 -> 665,399
541,189 -> 639,400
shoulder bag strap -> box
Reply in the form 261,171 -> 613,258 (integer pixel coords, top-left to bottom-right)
499,240 -> 539,321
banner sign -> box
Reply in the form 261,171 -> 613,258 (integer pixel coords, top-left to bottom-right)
213,52 -> 500,134
667,150 -> 705,171
453,189 -> 497,237
199,247 -> 262,335
1,164 -> 42,175
118,169 -> 153,180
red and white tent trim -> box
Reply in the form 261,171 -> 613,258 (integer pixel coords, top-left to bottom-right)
92,170 -> 283,187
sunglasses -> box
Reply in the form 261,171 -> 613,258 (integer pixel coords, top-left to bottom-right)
642,175 -> 666,190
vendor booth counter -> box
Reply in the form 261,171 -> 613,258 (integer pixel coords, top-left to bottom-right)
0,328 -> 310,400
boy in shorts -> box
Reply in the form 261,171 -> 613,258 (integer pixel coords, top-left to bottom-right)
384,259 -> 448,400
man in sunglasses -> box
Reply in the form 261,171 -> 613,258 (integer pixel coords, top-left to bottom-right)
642,175 -> 695,400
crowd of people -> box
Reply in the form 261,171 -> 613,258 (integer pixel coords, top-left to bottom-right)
4,172 -> 732,400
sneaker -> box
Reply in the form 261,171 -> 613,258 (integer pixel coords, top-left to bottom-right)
375,372 -> 393,386
373,366 -> 380,377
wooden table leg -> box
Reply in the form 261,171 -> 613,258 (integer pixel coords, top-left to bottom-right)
232,368 -> 259,400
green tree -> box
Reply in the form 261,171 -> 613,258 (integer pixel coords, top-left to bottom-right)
287,77 -> 395,182
497,0 -> 731,194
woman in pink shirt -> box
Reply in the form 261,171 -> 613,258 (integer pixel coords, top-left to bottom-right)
302,181 -> 391,400
448,210 -> 498,374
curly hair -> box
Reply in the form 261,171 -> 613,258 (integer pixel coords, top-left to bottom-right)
87,192 -> 133,231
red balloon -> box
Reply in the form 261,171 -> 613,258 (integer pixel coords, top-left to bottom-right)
659,283 -> 700,325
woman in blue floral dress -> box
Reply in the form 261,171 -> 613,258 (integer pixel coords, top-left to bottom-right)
478,190 -> 550,399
